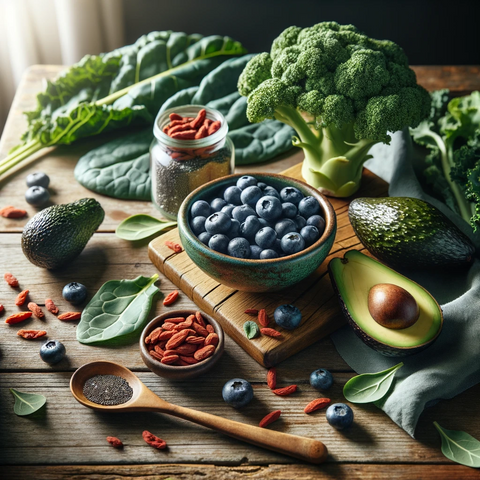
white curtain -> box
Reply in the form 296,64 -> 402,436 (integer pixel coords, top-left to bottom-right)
0,0 -> 125,133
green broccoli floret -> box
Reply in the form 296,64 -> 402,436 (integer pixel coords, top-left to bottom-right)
237,22 -> 431,196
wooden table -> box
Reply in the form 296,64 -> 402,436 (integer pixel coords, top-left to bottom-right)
1,66 -> 479,480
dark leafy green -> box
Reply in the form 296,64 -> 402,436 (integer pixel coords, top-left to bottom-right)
77,274 -> 159,345
0,32 -> 246,178
116,214 -> 176,241
10,388 -> 46,416
244,321 -> 260,339
434,421 -> 480,468
343,362 -> 403,404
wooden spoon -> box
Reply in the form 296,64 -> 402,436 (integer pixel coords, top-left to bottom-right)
70,361 -> 328,464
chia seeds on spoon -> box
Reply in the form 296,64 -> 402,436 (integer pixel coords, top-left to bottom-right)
83,374 -> 133,406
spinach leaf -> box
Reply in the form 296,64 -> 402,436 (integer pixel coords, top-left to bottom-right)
10,388 -> 46,416
116,214 -> 176,241
0,32 -> 246,178
434,421 -> 480,468
77,274 -> 159,345
343,362 -> 403,404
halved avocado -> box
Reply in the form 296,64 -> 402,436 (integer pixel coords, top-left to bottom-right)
329,250 -> 443,356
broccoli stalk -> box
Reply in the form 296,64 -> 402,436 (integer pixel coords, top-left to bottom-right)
238,22 -> 431,197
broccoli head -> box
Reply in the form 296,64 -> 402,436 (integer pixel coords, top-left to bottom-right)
238,22 -> 431,196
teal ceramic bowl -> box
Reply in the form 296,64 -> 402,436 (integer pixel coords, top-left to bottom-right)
177,173 -> 337,292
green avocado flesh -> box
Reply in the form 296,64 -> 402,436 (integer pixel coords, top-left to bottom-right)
329,250 -> 442,348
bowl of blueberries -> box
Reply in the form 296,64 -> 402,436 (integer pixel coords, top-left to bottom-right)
177,173 -> 336,292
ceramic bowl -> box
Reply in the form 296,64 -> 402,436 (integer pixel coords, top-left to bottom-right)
177,173 -> 337,292
140,310 -> 224,380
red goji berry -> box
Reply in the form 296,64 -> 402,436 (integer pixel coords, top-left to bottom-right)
195,311 -> 206,327
0,206 -> 27,218
259,410 -> 282,428
208,121 -> 221,135
161,354 -> 179,365
0,304 -> 4,315
304,398 -> 331,414
17,329 -> 47,339
58,312 -> 81,321
165,241 -> 183,253
15,290 -> 29,306
272,385 -> 297,396
260,328 -> 282,338
45,298 -> 59,315
142,431 -> 167,449
27,302 -> 44,319
244,309 -> 259,316
163,290 -> 179,306
5,312 -> 32,324
258,309 -> 269,327
194,124 -> 209,139
4,272 -> 19,288
106,436 -> 123,448
169,112 -> 183,122
267,367 -> 277,390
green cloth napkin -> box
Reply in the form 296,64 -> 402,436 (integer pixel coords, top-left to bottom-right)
331,129 -> 480,437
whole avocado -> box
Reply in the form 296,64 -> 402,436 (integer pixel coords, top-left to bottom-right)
22,198 -> 105,269
349,197 -> 475,269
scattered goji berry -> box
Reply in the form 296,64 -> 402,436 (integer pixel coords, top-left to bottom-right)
45,298 -> 59,315
5,312 -> 32,324
267,368 -> 277,390
17,329 -> 47,339
272,385 -> 297,396
0,304 -> 4,315
27,302 -> 44,319
244,309 -> 259,316
163,290 -> 179,306
164,241 -> 183,253
259,410 -> 282,428
106,436 -> 123,448
58,312 -> 81,321
260,327 -> 282,338
304,398 -> 331,414
142,430 -> 167,449
0,206 -> 27,218
15,290 -> 29,306
4,272 -> 19,287
258,309 -> 269,327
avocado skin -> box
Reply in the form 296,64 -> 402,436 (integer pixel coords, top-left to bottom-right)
21,198 -> 105,269
349,197 -> 476,269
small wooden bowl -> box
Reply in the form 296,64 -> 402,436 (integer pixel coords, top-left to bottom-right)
139,310 -> 224,380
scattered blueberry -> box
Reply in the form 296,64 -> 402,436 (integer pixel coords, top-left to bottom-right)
280,186 -> 303,205
198,232 -> 212,245
208,234 -> 230,254
260,249 -> 279,259
210,197 -> 227,212
255,227 -> 277,249
300,225 -> 320,246
26,172 -> 50,189
205,212 -> 232,235
191,216 -> 207,235
236,175 -> 257,190
191,200 -> 211,218
274,304 -> 302,330
310,369 -> 334,390
228,237 -> 251,259
62,282 -> 88,305
223,186 -> 242,205
275,218 -> 297,238
256,196 -> 283,222
222,378 -> 254,408
227,219 -> 241,238
232,205 -> 256,223
25,186 -> 50,207
263,186 -> 280,199
298,196 -> 321,217
294,215 -> 307,230
282,202 -> 297,219
221,204 -> 235,217
326,403 -> 354,430
250,245 -> 262,259
240,215 -> 262,242
240,186 -> 263,207
40,340 -> 66,365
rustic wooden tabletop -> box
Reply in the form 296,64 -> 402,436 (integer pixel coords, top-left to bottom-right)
1,65 -> 479,480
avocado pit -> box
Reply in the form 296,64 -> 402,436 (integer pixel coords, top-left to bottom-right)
368,283 -> 420,329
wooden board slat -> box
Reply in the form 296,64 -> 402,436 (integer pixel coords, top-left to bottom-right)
149,164 -> 388,367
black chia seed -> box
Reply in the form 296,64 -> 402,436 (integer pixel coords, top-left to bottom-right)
83,374 -> 133,406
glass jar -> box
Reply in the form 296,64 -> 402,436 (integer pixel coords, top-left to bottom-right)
150,105 -> 234,219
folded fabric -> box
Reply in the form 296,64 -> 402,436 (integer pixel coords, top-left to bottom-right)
331,129 -> 480,437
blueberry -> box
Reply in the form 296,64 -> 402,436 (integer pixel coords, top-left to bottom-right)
257,182 -> 267,190
210,197 -> 227,212
26,172 -> 50,189
326,403 -> 354,430
250,245 -> 262,259
222,378 -> 254,408
260,249 -> 279,259
198,232 -> 212,245
300,225 -> 320,246
240,215 -> 262,242
62,282 -> 88,305
256,196 -> 283,222
258,218 -> 269,228
306,214 -> 325,229
228,237 -> 251,259
208,234 -> 229,254
205,212 -> 231,235
281,232 -> 305,255
221,204 -> 235,217
275,218 -> 297,238
263,186 -> 280,199
191,216 -> 207,235
274,304 -> 302,330
232,205 -> 256,223
282,202 -> 297,219
298,196 -> 321,217
240,186 -> 263,207
25,186 -> 50,207
280,186 -> 303,205
40,340 -> 66,365
191,200 -> 211,218
273,238 -> 283,254
223,186 -> 242,205
294,215 -> 307,230
226,219 -> 241,238
255,227 -> 277,249
310,369 -> 334,390
236,175 -> 257,190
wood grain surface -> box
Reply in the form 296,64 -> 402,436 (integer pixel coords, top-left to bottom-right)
1,65 -> 480,480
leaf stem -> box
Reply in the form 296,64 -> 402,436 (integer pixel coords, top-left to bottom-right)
0,140 -> 44,177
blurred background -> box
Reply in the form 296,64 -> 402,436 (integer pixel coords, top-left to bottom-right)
0,0 -> 478,135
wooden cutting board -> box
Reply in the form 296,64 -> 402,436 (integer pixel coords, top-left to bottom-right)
148,163 -> 388,367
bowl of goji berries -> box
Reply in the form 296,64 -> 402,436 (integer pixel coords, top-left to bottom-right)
140,309 -> 224,379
